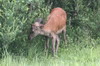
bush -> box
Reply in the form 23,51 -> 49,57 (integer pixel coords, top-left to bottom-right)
0,0 -> 51,56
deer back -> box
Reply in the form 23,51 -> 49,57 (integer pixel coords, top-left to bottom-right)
43,7 -> 67,33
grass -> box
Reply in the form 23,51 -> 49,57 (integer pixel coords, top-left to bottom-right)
0,37 -> 100,66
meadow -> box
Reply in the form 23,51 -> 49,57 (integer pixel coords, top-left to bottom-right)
0,36 -> 100,66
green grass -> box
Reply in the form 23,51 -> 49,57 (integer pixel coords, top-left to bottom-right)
0,44 -> 100,66
0,37 -> 100,66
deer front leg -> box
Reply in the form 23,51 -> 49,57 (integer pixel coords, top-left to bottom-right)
45,36 -> 49,52
52,34 -> 56,56
55,35 -> 60,55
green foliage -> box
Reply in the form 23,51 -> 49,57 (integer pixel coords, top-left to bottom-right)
0,0 -> 50,56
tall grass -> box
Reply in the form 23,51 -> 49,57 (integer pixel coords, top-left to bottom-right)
0,37 -> 100,66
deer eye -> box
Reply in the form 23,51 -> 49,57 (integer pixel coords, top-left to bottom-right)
32,26 -> 39,32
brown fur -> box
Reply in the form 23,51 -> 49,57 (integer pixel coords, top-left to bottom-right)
43,8 -> 67,33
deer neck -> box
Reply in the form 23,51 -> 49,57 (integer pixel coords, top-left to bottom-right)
39,29 -> 51,37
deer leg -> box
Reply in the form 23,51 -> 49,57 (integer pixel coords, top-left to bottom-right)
52,34 -> 56,56
55,35 -> 60,55
44,36 -> 50,56
45,37 -> 49,51
46,38 -> 49,49
63,28 -> 67,43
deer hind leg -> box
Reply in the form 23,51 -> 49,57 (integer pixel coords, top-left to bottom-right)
63,27 -> 67,43
55,35 -> 60,55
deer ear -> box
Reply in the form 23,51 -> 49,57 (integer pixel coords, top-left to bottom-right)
32,24 -> 35,26
35,18 -> 43,24
31,24 -> 34,28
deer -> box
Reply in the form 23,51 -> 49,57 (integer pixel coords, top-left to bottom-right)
29,7 -> 67,56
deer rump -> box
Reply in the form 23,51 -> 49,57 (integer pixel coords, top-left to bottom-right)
29,7 -> 67,56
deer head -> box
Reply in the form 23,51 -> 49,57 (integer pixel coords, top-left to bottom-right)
28,18 -> 44,40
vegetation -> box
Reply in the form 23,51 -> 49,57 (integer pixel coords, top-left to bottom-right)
0,0 -> 100,66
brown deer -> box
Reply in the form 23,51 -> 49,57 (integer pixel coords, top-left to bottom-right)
29,7 -> 67,56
